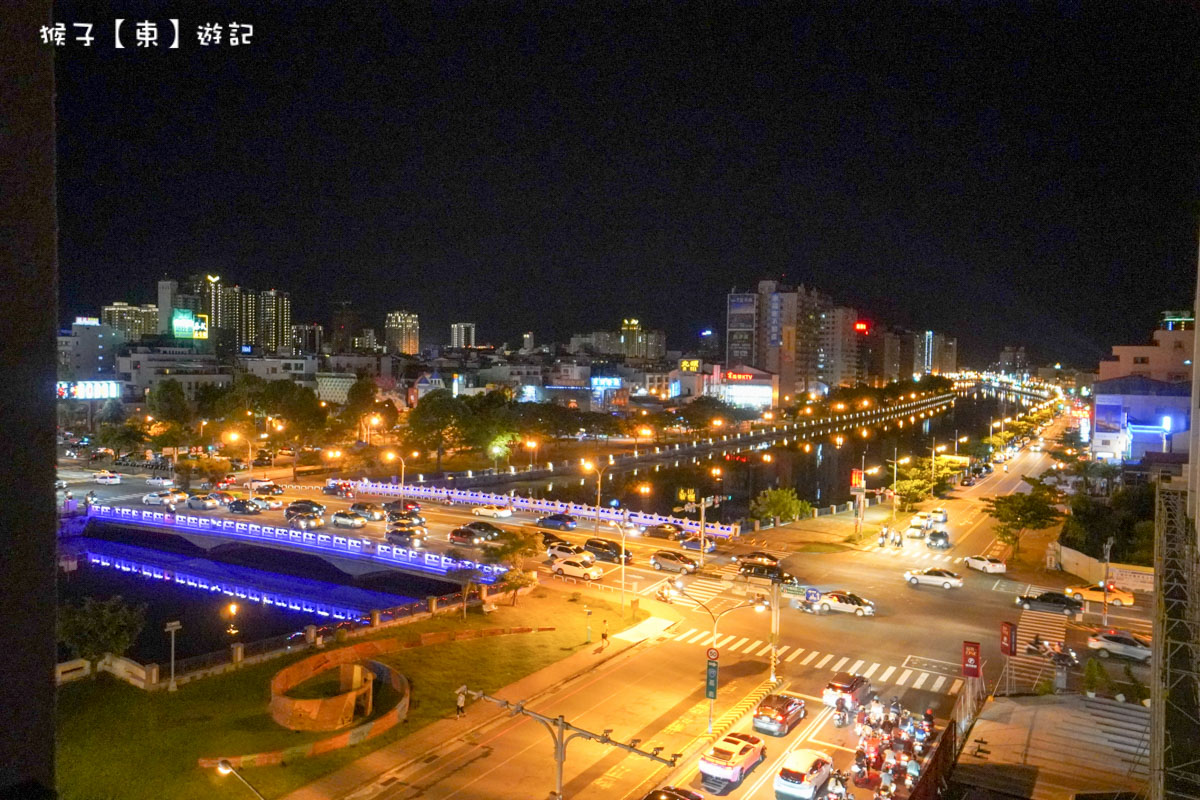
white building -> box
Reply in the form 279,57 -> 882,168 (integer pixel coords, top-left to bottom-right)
239,355 -> 318,385
451,322 -> 477,349
709,364 -> 778,409
57,319 -> 125,378
117,346 -> 233,402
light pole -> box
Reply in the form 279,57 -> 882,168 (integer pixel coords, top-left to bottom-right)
164,620 -> 181,692
366,414 -> 381,446
490,445 -> 503,472
225,431 -> 253,481
931,441 -> 946,483
525,439 -> 538,470
216,760 -> 267,800
582,460 -> 610,534
384,450 -> 419,507
673,581 -> 768,733
888,448 -> 911,523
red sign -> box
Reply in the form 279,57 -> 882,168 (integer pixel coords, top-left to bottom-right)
850,469 -> 864,489
724,372 -> 755,381
1000,622 -> 1017,657
962,641 -> 982,677
854,321 -> 869,332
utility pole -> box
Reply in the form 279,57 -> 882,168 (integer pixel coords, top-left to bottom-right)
463,690 -> 679,800
1102,536 -> 1114,626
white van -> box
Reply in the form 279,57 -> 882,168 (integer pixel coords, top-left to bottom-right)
246,478 -> 278,490
94,471 -> 122,485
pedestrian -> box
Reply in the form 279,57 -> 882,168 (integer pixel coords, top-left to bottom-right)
455,687 -> 466,718
601,619 -> 609,648
878,531 -> 886,548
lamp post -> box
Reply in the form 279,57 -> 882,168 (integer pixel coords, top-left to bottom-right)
216,760 -> 267,800
384,450 -> 419,508
365,414 -> 381,446
225,431 -> 253,481
525,439 -> 538,470
164,620 -> 181,691
584,460 -> 627,610
888,448 -> 911,523
672,582 -> 769,733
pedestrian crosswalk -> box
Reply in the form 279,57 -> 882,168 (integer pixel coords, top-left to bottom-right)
668,626 -> 966,698
669,577 -> 729,609
858,546 -> 960,563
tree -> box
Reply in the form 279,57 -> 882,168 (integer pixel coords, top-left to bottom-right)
148,379 -> 192,426
407,389 -> 466,471
749,488 -> 811,522
444,558 -> 483,620
96,398 -> 126,425
983,479 -> 1062,558
892,478 -> 933,511
483,530 -> 542,605
58,596 -> 147,675
95,421 -> 147,459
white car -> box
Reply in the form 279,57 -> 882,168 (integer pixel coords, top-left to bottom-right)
816,591 -> 875,616
774,749 -> 833,799
552,558 -> 603,581
248,496 -> 282,511
547,542 -> 594,563
964,555 -> 1007,574
1087,630 -> 1151,662
142,490 -> 187,506
929,507 -> 948,523
904,567 -> 963,589
908,512 -> 932,530
698,731 -> 766,784
904,525 -> 926,539
245,478 -> 277,490
94,471 -> 122,485
472,504 -> 513,518
146,476 -> 175,487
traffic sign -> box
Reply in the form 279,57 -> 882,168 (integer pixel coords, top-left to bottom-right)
805,588 -> 821,604
962,641 -> 982,678
1000,621 -> 1017,656
706,647 -> 719,661
705,660 -> 719,699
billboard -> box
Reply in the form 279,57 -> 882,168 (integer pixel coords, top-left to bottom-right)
679,359 -> 700,373
171,309 -> 209,340
1094,404 -> 1122,434
962,641 -> 981,678
56,380 -> 121,400
1000,621 -> 1017,656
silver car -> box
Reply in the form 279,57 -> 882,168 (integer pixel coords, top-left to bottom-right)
904,568 -> 963,589
1087,630 -> 1151,662
331,510 -> 367,529
186,494 -> 219,510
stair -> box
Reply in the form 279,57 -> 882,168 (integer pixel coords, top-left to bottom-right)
1080,696 -> 1151,774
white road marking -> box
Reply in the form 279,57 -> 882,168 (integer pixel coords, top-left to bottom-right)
756,643 -> 773,656
743,639 -> 763,653
878,666 -> 895,682
715,634 -> 735,648
787,648 -> 804,662
776,645 -> 790,658
896,669 -> 912,685
674,628 -> 697,641
949,679 -> 962,695
816,653 -> 834,668
849,659 -> 865,674
912,672 -> 929,689
686,630 -> 708,644
863,663 -> 880,679
730,636 -> 749,651
832,656 -> 849,671
930,676 -> 946,693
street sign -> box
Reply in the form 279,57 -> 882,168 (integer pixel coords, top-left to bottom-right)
805,588 -> 821,604
962,641 -> 982,678
706,647 -> 719,661
851,468 -> 864,489
1000,622 -> 1017,657
705,660 -> 718,699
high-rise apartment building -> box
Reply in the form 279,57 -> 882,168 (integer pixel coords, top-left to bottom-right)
101,301 -> 159,341
259,289 -> 291,355
156,279 -> 177,334
353,328 -> 377,351
726,281 -> 831,396
451,322 -> 476,349
292,323 -> 324,355
384,311 -> 420,355
617,319 -> 666,359
330,302 -> 360,353
818,306 -> 860,389
522,331 -> 535,353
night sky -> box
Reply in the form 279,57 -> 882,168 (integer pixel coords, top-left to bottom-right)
54,2 -> 1200,367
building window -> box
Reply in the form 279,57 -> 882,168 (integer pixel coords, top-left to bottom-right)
1132,356 -> 1149,364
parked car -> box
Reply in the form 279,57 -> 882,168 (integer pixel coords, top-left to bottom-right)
680,535 -> 717,553
536,513 -> 577,530
816,591 -> 875,616
753,694 -> 807,736
644,522 -> 685,540
904,567 -> 963,589
1016,591 -> 1083,615
551,557 -> 603,581
186,494 -> 219,510
331,510 -> 367,529
733,551 -> 780,568
288,512 -> 324,530
245,478 -> 278,491
228,499 -> 262,515
961,475 -> 977,487
146,475 -> 175,487
584,537 -> 632,563
1065,582 -> 1135,607
472,504 -> 513,518
698,731 -> 766,784
774,749 -> 833,799
252,457 -> 272,467
323,482 -> 355,498
349,502 -> 386,521
649,550 -> 697,573
94,471 -> 122,485
547,542 -> 593,563
822,672 -> 872,707
1087,630 -> 1151,662
200,477 -> 235,491
964,555 -> 1006,574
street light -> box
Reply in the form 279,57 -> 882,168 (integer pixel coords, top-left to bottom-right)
225,430 -> 253,481
672,581 -> 769,733
384,451 -> 419,508
887,448 -> 912,523
366,414 -> 382,446
490,444 -> 503,472
164,620 -> 181,692
216,760 -> 267,800
584,460 -> 630,611
525,439 -> 538,469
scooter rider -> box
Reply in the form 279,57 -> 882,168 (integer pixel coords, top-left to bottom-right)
906,755 -> 921,785
889,696 -> 902,718
869,694 -> 884,725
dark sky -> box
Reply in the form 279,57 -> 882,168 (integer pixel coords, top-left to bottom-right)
55,1 -> 1200,367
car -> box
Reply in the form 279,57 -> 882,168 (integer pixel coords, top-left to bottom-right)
252,457 -> 272,467
909,512 -> 932,529
1016,591 -> 1083,615
964,555 -> 1007,574
228,499 -> 262,515
253,483 -> 285,496
277,446 -> 295,456
680,535 -> 717,553
385,525 -> 427,548
382,499 -> 421,514
472,504 -> 513,518
288,512 -> 324,530
822,672 -> 872,707
817,591 -> 875,616
961,475 -> 977,487
639,788 -> 703,800
929,507 -> 949,523
698,731 -> 766,784
925,530 -> 951,550
1065,582 -> 1135,607
209,491 -> 236,506
584,537 -> 632,563
449,527 -> 486,546
904,567 -> 963,589
141,490 -> 183,505
774,748 -> 833,799
349,502 -> 386,521
332,510 -> 367,528
55,479 -> 68,490
547,542 -> 593,563
246,478 -> 279,490
1087,630 -> 1151,662
904,525 -> 926,539
606,519 -> 644,535
460,520 -> 504,541
753,693 -> 807,736
285,499 -> 327,518
737,563 -> 801,586
247,496 -> 282,511
552,557 -> 603,580
200,477 -> 235,491
644,522 -> 685,540
323,482 -> 355,497
387,509 -> 426,526
94,471 -> 122,485
541,531 -> 568,548
649,550 -> 697,573
733,551 -> 780,568
536,513 -> 577,530
146,475 -> 175,487
186,494 -> 219,510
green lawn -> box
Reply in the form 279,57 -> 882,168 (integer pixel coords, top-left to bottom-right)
57,590 -> 643,800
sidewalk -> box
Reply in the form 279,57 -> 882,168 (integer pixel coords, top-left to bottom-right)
742,503 -> 899,550
280,597 -> 685,800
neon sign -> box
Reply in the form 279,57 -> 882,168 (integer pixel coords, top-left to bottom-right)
725,372 -> 755,381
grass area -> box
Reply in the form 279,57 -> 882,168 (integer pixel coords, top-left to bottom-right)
57,589 -> 644,800
795,542 -> 850,554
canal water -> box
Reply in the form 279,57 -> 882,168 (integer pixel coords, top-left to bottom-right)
503,390 -> 1039,524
